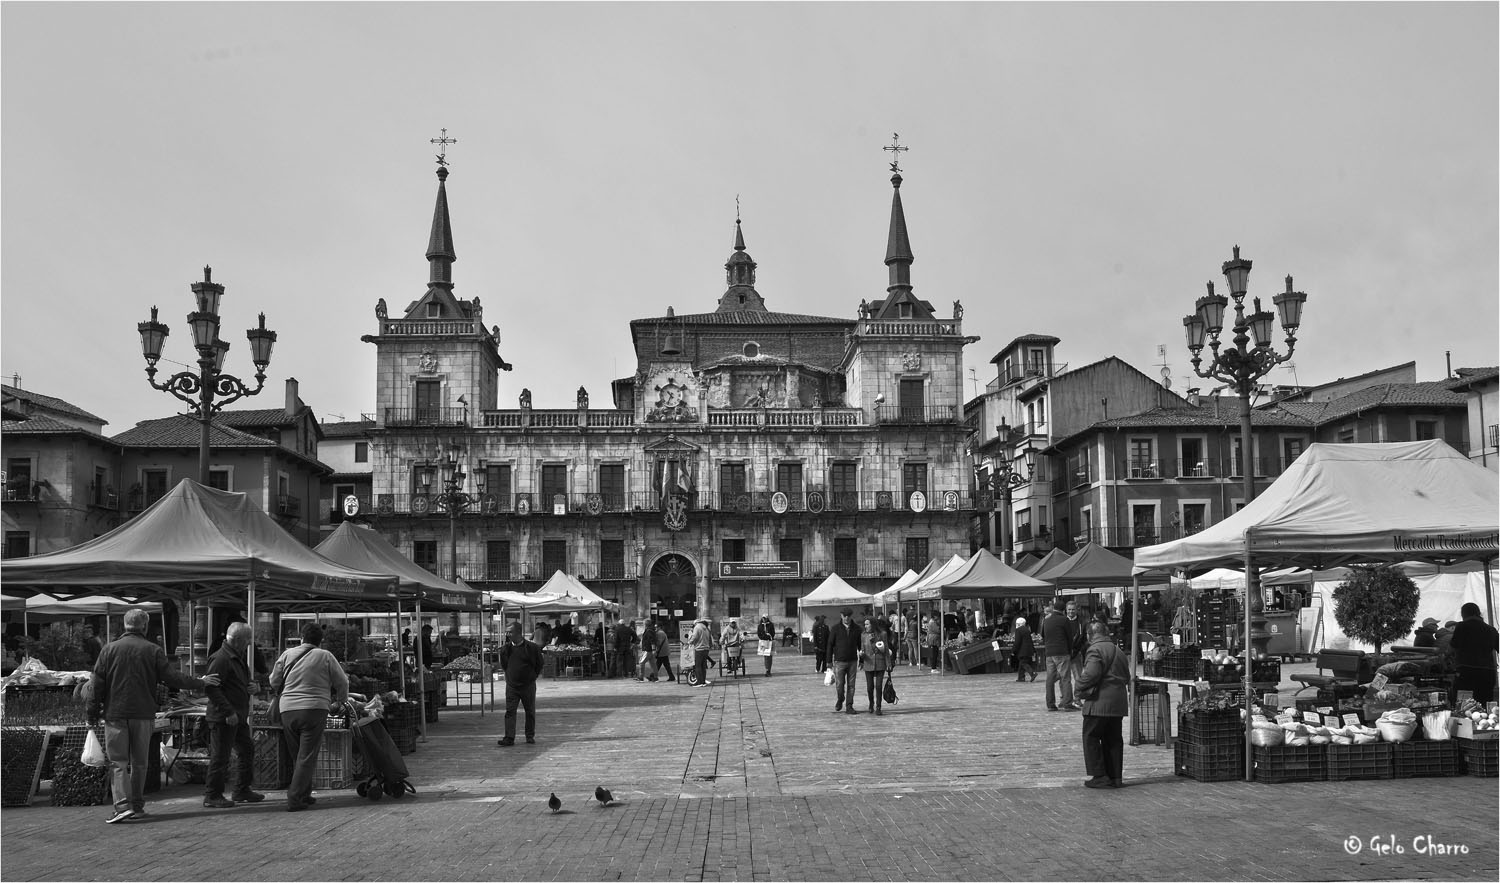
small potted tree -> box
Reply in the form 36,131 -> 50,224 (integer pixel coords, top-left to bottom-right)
1331,564 -> 1420,656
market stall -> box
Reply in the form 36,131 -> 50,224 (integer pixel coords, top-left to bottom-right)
1132,440 -> 1500,780
0,480 -> 402,800
922,548 -> 1052,674
796,573 -> 874,641
1017,547 -> 1071,577
489,572 -> 620,679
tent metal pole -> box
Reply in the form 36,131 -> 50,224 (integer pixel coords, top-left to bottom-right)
245,579 -> 256,675
415,599 -> 427,743
478,598 -> 486,716
1243,540 -> 1254,782
1484,557 -> 1496,626
1128,574 -> 1140,747
396,594 -> 405,700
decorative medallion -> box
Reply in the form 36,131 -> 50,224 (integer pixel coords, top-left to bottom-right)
663,496 -> 688,531
901,352 -> 922,371
909,490 -> 928,513
376,495 -> 394,516
806,490 -> 825,514
875,491 -> 893,511
734,493 -> 752,514
516,494 -> 533,515
411,494 -> 430,515
482,494 -> 500,515
770,491 -> 789,514
342,494 -> 361,518
942,490 -> 959,512
585,493 -> 604,516
419,347 -> 439,373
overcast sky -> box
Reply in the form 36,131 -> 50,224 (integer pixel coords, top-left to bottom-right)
3,3 -> 1496,433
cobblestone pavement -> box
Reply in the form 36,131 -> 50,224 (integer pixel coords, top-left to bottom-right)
3,658 -> 1497,881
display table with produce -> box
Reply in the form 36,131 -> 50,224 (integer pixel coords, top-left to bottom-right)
542,644 -> 603,678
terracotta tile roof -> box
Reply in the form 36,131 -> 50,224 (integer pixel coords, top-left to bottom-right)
0,384 -> 107,424
1,414 -> 113,441
991,334 -> 1061,362
1446,366 -> 1499,390
217,408 -> 295,428
111,415 -> 283,448
633,311 -> 854,327
1296,382 -> 1467,423
321,420 -> 376,438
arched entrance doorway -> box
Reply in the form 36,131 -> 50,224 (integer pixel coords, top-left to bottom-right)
649,553 -> 698,636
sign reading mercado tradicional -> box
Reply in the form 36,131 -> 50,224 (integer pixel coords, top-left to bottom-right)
718,561 -> 802,579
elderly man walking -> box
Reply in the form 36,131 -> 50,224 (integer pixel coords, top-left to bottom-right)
202,622 -> 264,807
1075,621 -> 1131,789
89,608 -> 220,824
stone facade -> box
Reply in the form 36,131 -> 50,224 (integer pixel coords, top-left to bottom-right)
354,165 -> 978,634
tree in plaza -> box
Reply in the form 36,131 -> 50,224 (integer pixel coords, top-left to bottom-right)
1331,564 -> 1419,655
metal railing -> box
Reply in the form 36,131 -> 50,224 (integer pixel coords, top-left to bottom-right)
383,407 -> 468,427
872,404 -> 960,425
351,488 -> 979,519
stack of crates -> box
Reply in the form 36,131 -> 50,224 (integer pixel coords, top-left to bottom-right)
1174,708 -> 1244,782
1325,742 -> 1394,781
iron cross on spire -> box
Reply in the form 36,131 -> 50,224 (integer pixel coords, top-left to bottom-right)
431,127 -> 457,166
883,132 -> 908,174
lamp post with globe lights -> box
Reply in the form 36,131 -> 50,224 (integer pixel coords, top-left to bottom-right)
137,267 -> 278,486
979,443 -> 1037,565
1181,245 -> 1307,776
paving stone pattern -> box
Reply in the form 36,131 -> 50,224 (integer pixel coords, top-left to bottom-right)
2,660 -> 1496,881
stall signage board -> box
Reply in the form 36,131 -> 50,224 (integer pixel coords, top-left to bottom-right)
1261,693 -> 1280,709
718,561 -> 801,579
1342,714 -> 1362,728
1371,673 -> 1389,691
1303,711 -> 1321,725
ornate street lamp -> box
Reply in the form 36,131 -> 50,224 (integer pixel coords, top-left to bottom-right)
138,267 -> 278,485
435,444 -> 486,584
1181,245 -> 1307,776
980,443 -> 1037,564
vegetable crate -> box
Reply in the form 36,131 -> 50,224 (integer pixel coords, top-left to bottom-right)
1325,742 -> 1394,781
1178,710 -> 1244,750
1252,744 -> 1326,784
1133,691 -> 1170,745
312,729 -> 354,790
951,643 -> 999,675
1174,740 -> 1244,782
1161,647 -> 1201,681
1456,737 -> 1498,777
251,726 -> 288,790
1393,740 -> 1461,778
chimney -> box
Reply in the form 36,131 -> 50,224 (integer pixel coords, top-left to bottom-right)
1187,387 -> 1201,407
285,377 -> 299,417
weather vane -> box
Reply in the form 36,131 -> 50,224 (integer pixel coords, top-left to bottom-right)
736,194 -> 740,223
883,132 -> 908,174
431,127 -> 457,167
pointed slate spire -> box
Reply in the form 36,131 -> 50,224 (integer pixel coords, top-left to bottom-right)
884,170 -> 914,295
426,166 -> 456,291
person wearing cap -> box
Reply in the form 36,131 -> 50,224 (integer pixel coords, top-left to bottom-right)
1412,617 -> 1439,649
689,616 -> 714,687
721,618 -> 743,674
1451,602 -> 1499,703
829,608 -> 862,714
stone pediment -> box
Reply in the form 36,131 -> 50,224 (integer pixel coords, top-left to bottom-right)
643,434 -> 701,455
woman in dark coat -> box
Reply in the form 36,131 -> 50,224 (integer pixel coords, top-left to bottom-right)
1012,616 -> 1036,682
756,616 -> 776,677
859,617 -> 895,715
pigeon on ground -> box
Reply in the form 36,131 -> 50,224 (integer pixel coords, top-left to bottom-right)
594,786 -> 614,807
547,792 -> 561,813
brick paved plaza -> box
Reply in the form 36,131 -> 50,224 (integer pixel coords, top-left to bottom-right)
2,659 -> 1496,882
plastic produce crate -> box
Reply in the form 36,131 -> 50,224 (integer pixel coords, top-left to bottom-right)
1133,692 -> 1171,745
1325,742 -> 1394,781
1456,737 -> 1498,777
1252,744 -> 1326,784
251,726 -> 288,790
1161,648 -> 1201,681
1175,740 -> 1244,782
1178,709 -> 1244,749
311,730 -> 353,790
1393,740 -> 1461,778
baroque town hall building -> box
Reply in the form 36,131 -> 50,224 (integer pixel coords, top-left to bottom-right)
358,157 -> 976,632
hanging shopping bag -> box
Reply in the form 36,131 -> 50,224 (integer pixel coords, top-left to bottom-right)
81,728 -> 107,768
823,669 -> 834,687
883,677 -> 898,705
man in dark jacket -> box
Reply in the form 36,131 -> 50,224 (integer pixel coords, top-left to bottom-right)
90,608 -> 219,823
1075,621 -> 1131,789
1040,601 -> 1078,712
828,609 -> 863,715
1451,602 -> 1499,703
1012,616 -> 1037,683
1412,617 -> 1439,649
812,615 -> 831,673
202,622 -> 264,808
612,618 -> 636,679
496,622 -> 544,746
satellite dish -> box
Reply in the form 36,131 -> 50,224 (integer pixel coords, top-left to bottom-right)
1160,367 -> 1172,389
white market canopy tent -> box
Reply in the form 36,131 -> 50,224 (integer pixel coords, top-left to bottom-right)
489,571 -> 620,617
871,568 -> 923,606
1134,440 -> 1499,574
923,547 -> 1054,601
14,594 -> 162,617
796,573 -> 874,636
